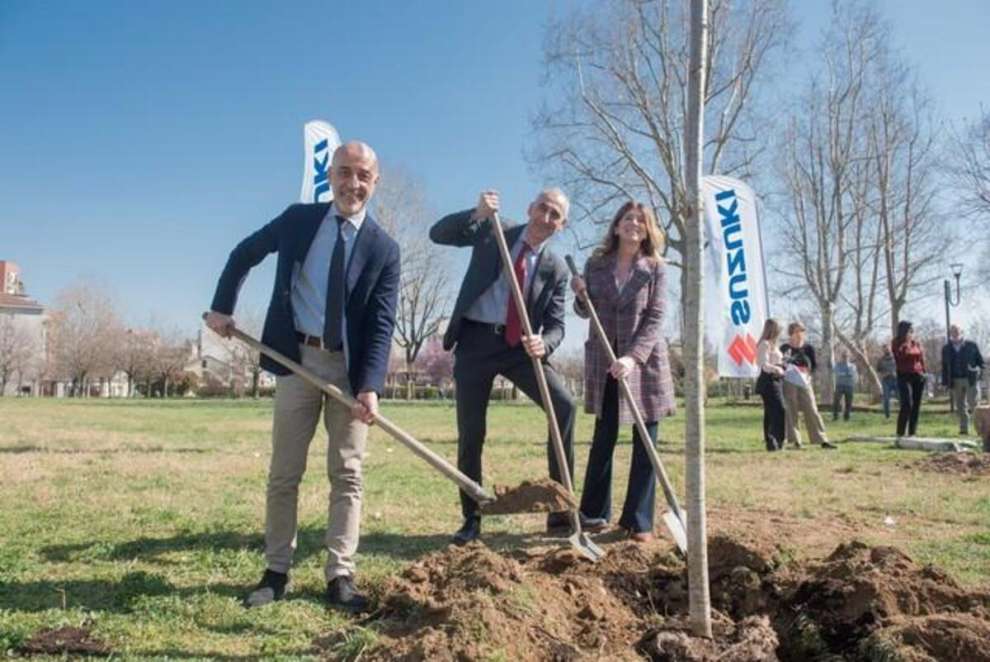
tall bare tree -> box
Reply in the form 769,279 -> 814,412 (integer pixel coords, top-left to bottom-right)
534,0 -> 792,292
945,109 -> 990,278
151,326 -> 191,397
0,314 -> 39,395
49,283 -> 122,396
774,0 -> 884,402
372,166 -> 450,396
777,1 -> 951,399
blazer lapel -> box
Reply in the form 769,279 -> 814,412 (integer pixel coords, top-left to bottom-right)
618,258 -> 653,307
294,203 -> 332,264
528,249 -> 555,307
592,254 -> 621,302
346,216 -> 379,299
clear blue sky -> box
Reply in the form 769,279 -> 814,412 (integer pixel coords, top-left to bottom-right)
2,0 -> 988,337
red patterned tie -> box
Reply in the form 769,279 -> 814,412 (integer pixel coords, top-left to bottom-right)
504,244 -> 529,347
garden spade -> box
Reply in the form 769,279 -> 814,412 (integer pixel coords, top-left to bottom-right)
565,255 -> 688,555
203,316 -> 571,514
200,316 -> 508,506
487,215 -> 604,563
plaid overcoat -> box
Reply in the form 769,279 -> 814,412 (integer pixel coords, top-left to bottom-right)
576,254 -> 676,424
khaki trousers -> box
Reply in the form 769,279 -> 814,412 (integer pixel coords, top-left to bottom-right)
265,346 -> 368,580
952,378 -> 978,433
782,381 -> 829,447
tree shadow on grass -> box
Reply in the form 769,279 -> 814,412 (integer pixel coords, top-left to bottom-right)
40,525 -> 325,566
0,444 -> 211,454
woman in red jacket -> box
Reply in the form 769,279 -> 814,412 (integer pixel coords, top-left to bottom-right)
892,320 -> 926,438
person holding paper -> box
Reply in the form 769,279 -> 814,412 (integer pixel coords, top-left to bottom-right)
780,321 -> 836,449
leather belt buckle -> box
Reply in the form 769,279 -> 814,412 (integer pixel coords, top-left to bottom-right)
295,331 -> 324,349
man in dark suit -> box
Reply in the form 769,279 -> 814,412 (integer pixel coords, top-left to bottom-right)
431,188 -> 577,545
206,141 -> 399,613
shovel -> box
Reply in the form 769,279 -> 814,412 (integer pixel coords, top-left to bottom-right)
204,317 -> 498,506
487,215 -> 604,562
565,255 -> 688,554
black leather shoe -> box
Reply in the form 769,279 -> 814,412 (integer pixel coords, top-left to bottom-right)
451,518 -> 481,546
243,568 -> 288,608
821,441 -> 838,449
580,515 -> 609,532
326,575 -> 370,614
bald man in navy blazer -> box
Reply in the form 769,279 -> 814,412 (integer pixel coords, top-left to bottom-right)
206,141 -> 399,614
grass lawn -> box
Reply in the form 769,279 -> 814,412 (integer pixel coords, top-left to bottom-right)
1,396 -> 987,659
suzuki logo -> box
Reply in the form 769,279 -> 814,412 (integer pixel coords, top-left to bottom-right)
727,333 -> 757,366
313,138 -> 331,202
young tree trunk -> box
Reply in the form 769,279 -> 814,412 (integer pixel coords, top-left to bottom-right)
820,302 -> 836,405
684,0 -> 712,639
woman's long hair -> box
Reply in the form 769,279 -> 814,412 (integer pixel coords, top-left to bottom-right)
592,201 -> 665,262
759,318 -> 781,343
894,320 -> 913,347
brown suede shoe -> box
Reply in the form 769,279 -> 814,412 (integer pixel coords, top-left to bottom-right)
629,531 -> 655,543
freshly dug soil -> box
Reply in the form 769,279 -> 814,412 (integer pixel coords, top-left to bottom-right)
480,478 -> 577,514
320,533 -> 990,661
19,626 -> 110,656
913,451 -> 990,476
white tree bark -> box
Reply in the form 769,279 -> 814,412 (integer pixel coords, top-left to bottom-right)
685,0 -> 712,639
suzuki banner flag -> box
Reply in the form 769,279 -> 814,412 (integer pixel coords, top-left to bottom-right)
701,176 -> 770,378
299,120 -> 341,203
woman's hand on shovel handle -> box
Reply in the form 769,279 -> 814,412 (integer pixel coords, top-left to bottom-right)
570,275 -> 587,299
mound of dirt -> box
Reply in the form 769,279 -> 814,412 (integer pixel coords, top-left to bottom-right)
480,479 -> 577,514
914,451 -> 990,476
19,626 -> 110,656
779,540 -> 990,660
317,534 -> 990,661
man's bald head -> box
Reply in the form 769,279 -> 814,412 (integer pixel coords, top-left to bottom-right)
330,140 -> 380,216
332,141 -> 379,172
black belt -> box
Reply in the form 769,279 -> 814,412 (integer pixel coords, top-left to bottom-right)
295,331 -> 342,352
463,319 -> 506,335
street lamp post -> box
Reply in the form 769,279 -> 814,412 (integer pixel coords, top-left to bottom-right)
944,263 -> 963,411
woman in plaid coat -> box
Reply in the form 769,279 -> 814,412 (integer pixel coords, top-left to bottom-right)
571,201 -> 675,542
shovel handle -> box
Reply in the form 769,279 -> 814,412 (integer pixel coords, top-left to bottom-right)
488,215 -> 583,535
564,256 -> 686,528
201,314 -> 495,505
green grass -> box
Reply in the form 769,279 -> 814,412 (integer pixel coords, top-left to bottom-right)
0,396 -> 987,658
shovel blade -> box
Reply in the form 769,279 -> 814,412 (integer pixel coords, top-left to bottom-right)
569,532 -> 605,562
663,510 -> 688,555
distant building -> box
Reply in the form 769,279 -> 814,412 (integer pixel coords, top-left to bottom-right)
0,261 -> 48,396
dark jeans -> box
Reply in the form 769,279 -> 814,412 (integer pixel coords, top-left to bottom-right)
881,376 -> 898,419
579,377 -> 657,533
896,373 -> 925,437
757,374 -> 785,451
833,384 -> 854,420
453,321 -> 575,523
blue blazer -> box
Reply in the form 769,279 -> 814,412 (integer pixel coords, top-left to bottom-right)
210,202 -> 400,395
